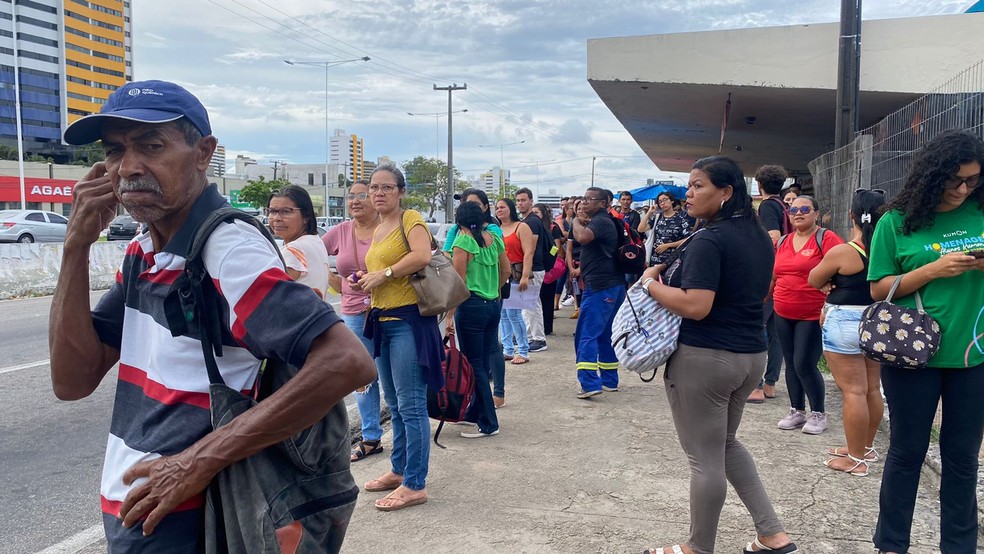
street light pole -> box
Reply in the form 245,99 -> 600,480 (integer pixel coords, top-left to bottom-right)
407,110 -> 468,159
478,140 -> 525,198
285,56 -> 370,217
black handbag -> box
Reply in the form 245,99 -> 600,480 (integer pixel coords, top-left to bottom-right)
859,275 -> 941,369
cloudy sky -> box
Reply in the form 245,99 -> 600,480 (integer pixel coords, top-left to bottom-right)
132,0 -> 974,196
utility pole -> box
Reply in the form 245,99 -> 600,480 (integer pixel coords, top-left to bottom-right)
434,83 -> 466,223
590,157 -> 597,187
835,0 -> 862,150
272,160 -> 282,180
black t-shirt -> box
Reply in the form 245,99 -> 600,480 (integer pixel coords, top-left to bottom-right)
522,213 -> 546,271
580,214 -> 623,291
665,217 -> 774,353
758,196 -> 787,235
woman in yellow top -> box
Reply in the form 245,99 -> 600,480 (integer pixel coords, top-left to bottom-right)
446,201 -> 510,438
353,163 -> 440,512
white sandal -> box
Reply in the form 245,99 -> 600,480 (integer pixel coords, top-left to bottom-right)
823,454 -> 869,477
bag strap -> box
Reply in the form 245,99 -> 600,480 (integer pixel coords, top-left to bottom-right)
847,241 -> 867,258
397,210 -> 438,253
885,274 -> 925,312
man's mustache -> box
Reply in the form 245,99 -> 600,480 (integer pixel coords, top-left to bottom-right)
118,178 -> 162,195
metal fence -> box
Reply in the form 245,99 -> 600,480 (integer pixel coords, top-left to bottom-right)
809,60 -> 984,238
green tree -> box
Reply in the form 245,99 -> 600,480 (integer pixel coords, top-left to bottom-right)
71,142 -> 106,165
0,144 -> 19,161
401,156 -> 466,220
27,155 -> 54,163
239,176 -> 291,208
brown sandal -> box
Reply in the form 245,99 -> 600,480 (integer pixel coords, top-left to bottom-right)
511,356 -> 528,365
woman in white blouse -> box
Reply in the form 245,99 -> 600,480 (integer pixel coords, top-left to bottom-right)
267,185 -> 331,298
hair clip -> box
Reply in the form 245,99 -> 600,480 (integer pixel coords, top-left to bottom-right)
860,213 -> 872,223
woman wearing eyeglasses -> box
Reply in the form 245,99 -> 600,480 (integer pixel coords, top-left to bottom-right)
772,196 -> 843,435
807,189 -> 887,477
322,180 -> 386,463
354,163 -> 441,512
267,185 -> 331,298
868,130 -> 984,554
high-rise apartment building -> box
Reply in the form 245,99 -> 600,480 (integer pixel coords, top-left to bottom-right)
329,128 -> 365,182
208,144 -> 226,177
480,167 -> 509,197
0,0 -> 132,162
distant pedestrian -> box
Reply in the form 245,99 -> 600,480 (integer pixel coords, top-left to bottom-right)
807,189 -> 887,476
496,198 -> 535,366
514,187 -> 549,352
868,130 -> 984,554
532,203 -> 564,336
445,201 -> 510,437
638,191 -> 695,267
640,155 -> 796,554
748,164 -> 791,403
322,180 -> 386,463
571,187 -> 625,398
773,196 -> 843,435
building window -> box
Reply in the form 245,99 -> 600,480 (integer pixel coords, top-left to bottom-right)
307,173 -> 314,186
16,14 -> 58,30
16,0 -> 57,14
18,50 -> 58,63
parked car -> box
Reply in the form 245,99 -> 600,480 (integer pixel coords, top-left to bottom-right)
107,215 -> 139,241
427,222 -> 453,245
0,210 -> 68,243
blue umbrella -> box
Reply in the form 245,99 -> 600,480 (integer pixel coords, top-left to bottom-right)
628,183 -> 688,202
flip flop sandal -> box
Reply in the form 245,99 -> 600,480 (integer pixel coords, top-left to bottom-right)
351,440 -> 383,462
511,356 -> 529,365
742,538 -> 799,553
364,477 -> 402,492
374,494 -> 427,512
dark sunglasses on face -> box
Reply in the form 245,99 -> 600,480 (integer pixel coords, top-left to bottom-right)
944,174 -> 981,190
788,206 -> 814,215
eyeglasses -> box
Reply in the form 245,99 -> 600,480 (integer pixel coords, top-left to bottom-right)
788,206 -> 814,215
346,192 -> 369,201
368,183 -> 399,194
582,196 -> 604,202
265,207 -> 297,218
944,174 -> 981,190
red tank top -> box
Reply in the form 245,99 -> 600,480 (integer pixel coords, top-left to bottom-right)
503,228 -> 524,263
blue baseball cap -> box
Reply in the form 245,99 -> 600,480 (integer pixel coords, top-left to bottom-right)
63,80 -> 212,145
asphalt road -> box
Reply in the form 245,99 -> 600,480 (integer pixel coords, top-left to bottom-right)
0,292 -> 351,553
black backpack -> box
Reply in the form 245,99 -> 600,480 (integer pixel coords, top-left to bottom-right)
609,215 -> 645,275
163,207 -> 357,553
531,214 -> 557,271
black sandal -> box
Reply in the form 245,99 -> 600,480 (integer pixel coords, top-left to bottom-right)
351,440 -> 383,462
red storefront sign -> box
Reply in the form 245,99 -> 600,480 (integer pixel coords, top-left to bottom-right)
0,176 -> 78,203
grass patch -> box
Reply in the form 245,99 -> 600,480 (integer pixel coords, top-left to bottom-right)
817,356 -> 831,374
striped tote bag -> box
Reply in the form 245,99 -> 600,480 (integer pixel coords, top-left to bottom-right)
611,279 -> 682,382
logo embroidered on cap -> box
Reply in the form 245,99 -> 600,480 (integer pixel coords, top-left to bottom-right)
127,88 -> 140,96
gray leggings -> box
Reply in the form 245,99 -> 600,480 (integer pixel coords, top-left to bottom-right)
665,344 -> 785,554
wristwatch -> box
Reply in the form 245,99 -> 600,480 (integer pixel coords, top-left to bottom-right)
385,266 -> 394,279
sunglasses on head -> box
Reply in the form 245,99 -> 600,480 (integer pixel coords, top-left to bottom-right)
854,188 -> 886,195
788,206 -> 814,215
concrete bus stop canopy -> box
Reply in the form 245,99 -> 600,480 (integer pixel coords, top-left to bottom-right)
587,13 -> 984,174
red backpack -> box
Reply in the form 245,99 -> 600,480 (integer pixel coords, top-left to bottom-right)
426,333 -> 475,448
765,196 -> 793,236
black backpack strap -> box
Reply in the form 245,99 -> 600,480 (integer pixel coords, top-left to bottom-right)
182,207 -> 284,386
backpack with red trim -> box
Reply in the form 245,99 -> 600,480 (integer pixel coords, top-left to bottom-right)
610,215 -> 645,274
426,333 -> 475,448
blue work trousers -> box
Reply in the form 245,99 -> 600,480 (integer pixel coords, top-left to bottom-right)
574,284 -> 625,392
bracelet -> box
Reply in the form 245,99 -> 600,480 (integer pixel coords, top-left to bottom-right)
641,277 -> 656,291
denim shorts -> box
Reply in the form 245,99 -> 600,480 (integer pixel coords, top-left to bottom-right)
821,304 -> 867,355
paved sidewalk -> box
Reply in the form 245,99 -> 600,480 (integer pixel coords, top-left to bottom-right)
344,310 -> 943,553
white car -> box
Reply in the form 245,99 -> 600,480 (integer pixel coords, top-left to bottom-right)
0,210 -> 68,243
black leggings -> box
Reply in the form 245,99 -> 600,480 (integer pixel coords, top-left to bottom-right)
775,315 -> 825,413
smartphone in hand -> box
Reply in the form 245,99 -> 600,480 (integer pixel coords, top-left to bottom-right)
967,250 -> 984,259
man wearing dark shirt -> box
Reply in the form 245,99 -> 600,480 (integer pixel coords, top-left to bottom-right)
571,187 -> 626,398
749,164 -> 789,403
515,188 -> 549,352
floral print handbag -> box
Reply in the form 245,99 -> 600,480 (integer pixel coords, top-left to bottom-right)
859,275 -> 941,369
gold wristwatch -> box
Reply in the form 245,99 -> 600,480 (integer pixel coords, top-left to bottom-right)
385,266 -> 394,279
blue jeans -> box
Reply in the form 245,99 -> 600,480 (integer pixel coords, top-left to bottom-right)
375,319 -> 430,490
339,312 -> 383,442
758,301 -> 783,388
500,308 -> 529,357
575,284 -> 625,391
874,362 -> 984,553
455,294 -> 500,434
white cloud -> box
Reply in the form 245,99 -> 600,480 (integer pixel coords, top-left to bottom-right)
133,0 -> 971,195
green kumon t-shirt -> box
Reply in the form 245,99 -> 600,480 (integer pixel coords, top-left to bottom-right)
868,200 -> 984,368
451,231 -> 505,301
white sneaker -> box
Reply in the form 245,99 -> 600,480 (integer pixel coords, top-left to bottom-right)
460,430 -> 499,439
561,296 -> 575,307
802,412 -> 828,435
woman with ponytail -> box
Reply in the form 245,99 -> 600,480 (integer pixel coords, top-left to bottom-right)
446,201 -> 510,436
808,189 -> 887,476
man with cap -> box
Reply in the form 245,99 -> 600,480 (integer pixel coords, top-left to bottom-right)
49,80 -> 376,551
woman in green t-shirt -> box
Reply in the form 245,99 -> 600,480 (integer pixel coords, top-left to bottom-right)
868,130 -> 984,554
446,202 -> 510,437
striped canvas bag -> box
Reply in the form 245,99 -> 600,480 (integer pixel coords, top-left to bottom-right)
611,279 -> 682,381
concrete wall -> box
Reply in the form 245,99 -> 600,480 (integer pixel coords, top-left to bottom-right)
588,13 -> 984,93
0,242 -> 125,300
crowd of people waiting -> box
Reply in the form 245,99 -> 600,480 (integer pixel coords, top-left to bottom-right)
262,130 -> 984,554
